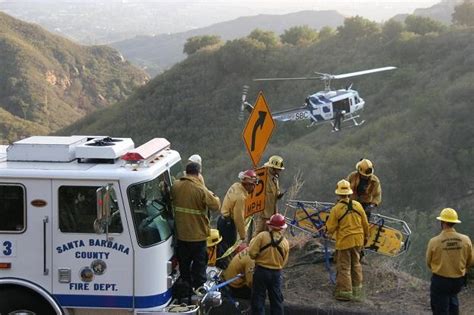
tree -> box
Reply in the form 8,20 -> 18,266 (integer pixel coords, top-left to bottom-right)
405,15 -> 446,35
337,16 -> 380,39
382,19 -> 405,41
318,26 -> 336,41
183,35 -> 222,56
280,25 -> 318,46
248,29 -> 280,48
452,0 -> 474,26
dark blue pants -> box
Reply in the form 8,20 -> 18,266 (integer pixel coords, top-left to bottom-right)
177,240 -> 207,289
251,265 -> 284,315
430,273 -> 466,315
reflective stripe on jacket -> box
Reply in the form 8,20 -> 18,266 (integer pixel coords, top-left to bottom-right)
172,175 -> 220,241
326,198 -> 369,250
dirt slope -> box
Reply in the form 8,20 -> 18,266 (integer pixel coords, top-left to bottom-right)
281,237 -> 474,315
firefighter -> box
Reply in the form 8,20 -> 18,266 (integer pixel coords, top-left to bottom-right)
347,158 -> 381,219
426,208 -> 472,315
171,162 -> 221,290
326,179 -> 369,301
249,213 -> 290,315
217,169 -> 257,251
207,229 -> 222,267
253,155 -> 285,236
222,246 -> 255,299
186,154 -> 205,185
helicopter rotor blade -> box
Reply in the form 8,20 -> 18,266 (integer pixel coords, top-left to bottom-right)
253,76 -> 322,82
332,66 -> 396,79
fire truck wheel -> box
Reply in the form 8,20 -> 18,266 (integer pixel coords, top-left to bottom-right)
0,286 -> 56,314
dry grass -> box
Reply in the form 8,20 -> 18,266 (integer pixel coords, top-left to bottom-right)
282,170 -> 304,217
286,231 -> 311,250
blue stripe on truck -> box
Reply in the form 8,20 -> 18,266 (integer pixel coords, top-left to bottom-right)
54,289 -> 172,308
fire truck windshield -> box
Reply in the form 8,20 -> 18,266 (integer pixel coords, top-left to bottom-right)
128,171 -> 173,247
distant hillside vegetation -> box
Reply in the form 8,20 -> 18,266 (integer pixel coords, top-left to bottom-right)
110,10 -> 345,76
61,16 -> 474,278
0,12 -> 148,142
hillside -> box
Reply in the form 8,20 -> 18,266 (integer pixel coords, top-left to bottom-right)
279,236 -> 474,314
110,10 -> 345,76
0,12 -> 148,142
393,0 -> 464,24
60,17 -> 474,283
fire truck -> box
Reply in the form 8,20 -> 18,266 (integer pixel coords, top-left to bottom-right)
0,135 -> 214,315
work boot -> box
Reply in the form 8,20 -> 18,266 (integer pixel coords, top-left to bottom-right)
352,285 -> 364,302
334,290 -> 352,301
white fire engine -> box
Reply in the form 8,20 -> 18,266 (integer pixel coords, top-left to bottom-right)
0,136 -> 218,315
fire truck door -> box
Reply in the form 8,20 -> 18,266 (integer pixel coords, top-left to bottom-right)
0,179 -> 52,291
51,180 -> 134,309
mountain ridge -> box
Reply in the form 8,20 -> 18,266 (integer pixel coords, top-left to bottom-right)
110,10 -> 346,76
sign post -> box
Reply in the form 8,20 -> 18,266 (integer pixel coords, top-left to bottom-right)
242,91 -> 275,168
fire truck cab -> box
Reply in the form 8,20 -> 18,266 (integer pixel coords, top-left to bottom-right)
0,135 -> 189,315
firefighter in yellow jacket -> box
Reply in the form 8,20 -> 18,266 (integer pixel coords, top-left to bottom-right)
347,158 -> 381,218
426,208 -> 472,315
172,162 -> 221,290
326,179 -> 369,301
217,170 -> 257,251
249,213 -> 289,315
253,155 -> 285,235
222,246 -> 255,299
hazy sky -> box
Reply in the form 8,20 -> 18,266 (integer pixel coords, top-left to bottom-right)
1,0 -> 443,21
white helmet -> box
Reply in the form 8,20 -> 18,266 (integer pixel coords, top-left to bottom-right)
188,154 -> 202,166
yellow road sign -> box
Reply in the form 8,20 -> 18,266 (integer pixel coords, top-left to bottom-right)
242,92 -> 275,167
245,167 -> 267,218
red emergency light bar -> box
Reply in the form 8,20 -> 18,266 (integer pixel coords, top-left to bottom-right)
122,138 -> 170,162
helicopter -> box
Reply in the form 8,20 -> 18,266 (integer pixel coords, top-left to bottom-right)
240,66 -> 396,130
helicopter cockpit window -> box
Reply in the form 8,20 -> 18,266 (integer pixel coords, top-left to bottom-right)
128,172 -> 173,247
322,106 -> 330,113
309,96 -> 323,105
355,96 -> 360,104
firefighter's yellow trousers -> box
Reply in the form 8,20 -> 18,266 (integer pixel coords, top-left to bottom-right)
334,246 -> 363,300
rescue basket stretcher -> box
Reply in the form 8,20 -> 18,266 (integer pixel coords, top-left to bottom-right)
284,200 -> 411,257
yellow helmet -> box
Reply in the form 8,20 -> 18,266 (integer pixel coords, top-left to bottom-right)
207,229 -> 222,247
335,179 -> 353,195
356,159 -> 374,176
436,208 -> 461,224
264,155 -> 285,170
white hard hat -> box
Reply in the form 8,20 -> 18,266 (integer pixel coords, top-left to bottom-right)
188,154 -> 202,166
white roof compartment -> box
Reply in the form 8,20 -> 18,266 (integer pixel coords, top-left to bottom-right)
7,136 -> 88,162
7,136 -> 135,163
75,137 -> 134,161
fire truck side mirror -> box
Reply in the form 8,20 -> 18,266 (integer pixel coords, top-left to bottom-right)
95,184 -> 114,234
